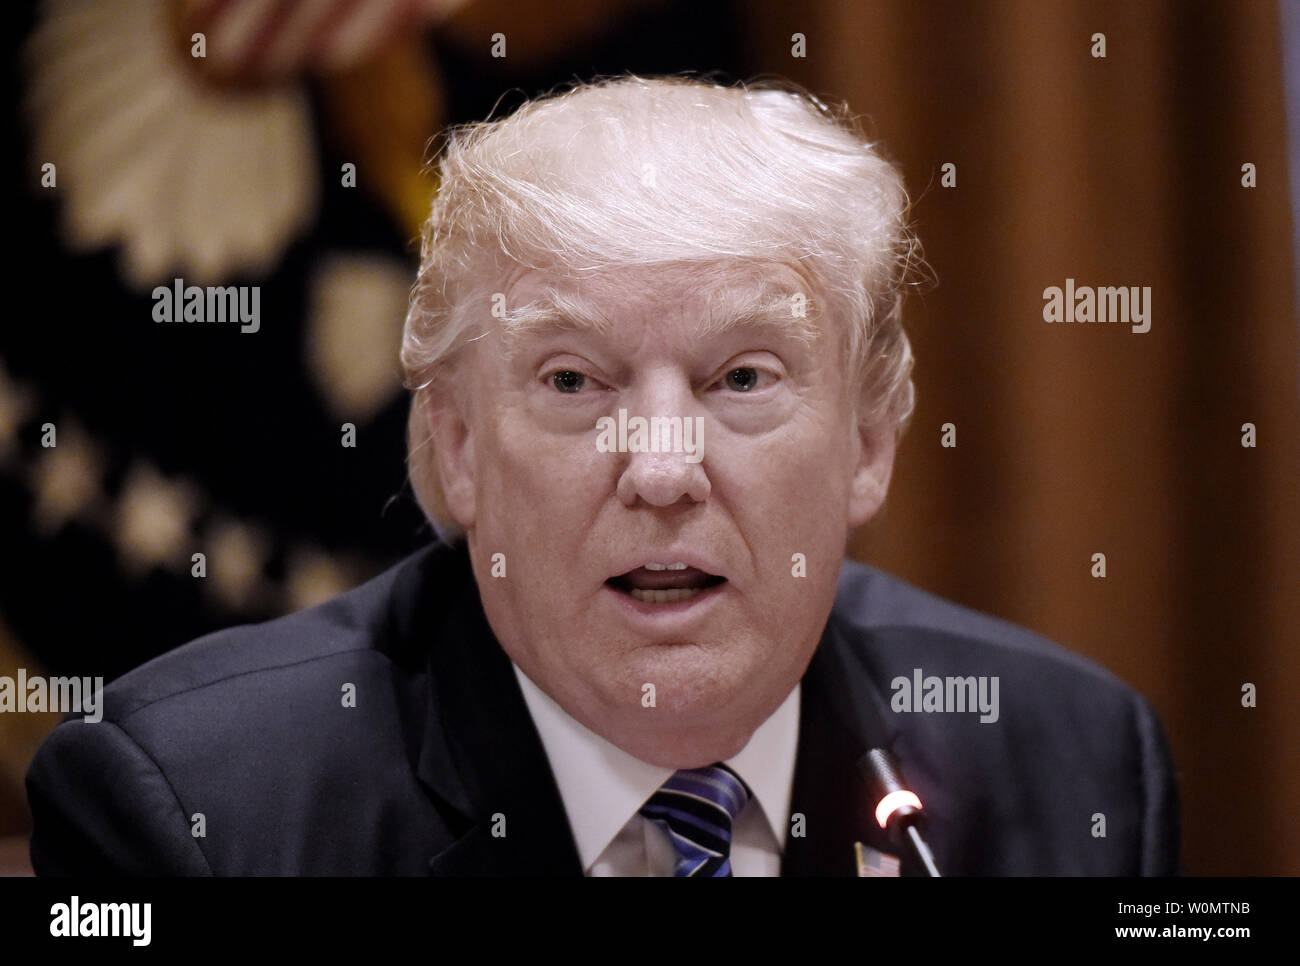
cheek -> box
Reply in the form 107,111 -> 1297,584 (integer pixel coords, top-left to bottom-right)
717,420 -> 852,525
476,413 -> 609,532
712,423 -> 852,603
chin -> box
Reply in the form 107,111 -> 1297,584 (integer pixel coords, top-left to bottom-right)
636,658 -> 766,715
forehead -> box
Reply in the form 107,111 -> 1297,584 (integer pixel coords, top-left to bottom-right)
505,260 -> 807,298
494,261 -> 826,351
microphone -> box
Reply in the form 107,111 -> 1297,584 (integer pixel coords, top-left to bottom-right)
858,747 -> 942,877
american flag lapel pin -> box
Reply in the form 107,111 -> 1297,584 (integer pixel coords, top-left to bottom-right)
854,842 -> 901,877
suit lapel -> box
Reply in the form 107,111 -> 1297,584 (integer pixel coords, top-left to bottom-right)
782,614 -> 902,876
411,544 -> 583,876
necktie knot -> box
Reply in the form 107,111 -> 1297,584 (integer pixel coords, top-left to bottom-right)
639,763 -> 752,876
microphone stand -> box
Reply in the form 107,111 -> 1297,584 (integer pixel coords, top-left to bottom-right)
859,747 -> 942,877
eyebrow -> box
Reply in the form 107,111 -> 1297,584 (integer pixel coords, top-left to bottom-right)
495,285 -> 824,351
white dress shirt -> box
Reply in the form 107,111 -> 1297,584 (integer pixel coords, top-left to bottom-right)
512,663 -> 800,876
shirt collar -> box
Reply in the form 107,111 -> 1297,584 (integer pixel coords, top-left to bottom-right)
512,662 -> 800,871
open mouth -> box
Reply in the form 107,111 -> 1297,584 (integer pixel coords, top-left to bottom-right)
605,565 -> 727,604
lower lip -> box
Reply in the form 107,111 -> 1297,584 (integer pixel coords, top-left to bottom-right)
602,580 -> 729,621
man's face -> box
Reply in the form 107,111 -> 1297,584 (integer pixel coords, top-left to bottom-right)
428,261 -> 895,767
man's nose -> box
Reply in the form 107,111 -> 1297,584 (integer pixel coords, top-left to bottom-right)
616,443 -> 711,507
613,380 -> 710,508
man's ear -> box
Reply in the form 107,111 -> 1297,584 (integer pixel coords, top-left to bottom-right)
425,368 -> 477,530
847,405 -> 897,529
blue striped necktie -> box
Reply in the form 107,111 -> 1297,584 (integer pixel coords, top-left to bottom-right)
639,763 -> 752,876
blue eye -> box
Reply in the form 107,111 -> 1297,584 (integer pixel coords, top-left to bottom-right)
724,367 -> 759,392
552,370 -> 585,393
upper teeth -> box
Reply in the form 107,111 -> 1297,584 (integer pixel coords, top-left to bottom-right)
644,562 -> 688,571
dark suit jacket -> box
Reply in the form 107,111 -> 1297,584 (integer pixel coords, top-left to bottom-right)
26,540 -> 1180,875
